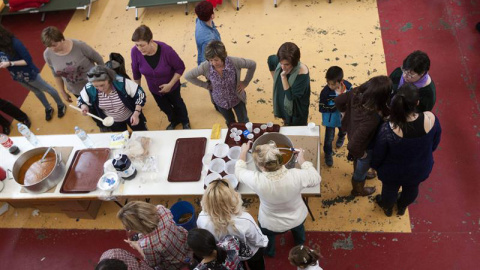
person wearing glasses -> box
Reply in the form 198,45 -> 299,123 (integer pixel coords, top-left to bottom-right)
389,50 -> 436,112
77,66 -> 147,132
197,178 -> 268,269
235,141 -> 320,257
131,25 -> 191,130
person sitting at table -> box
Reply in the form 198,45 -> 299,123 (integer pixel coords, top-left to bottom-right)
117,201 -> 193,270
235,141 -> 321,257
187,228 -> 244,270
96,248 -> 153,270
184,40 -> 256,126
131,25 -> 191,130
77,65 -> 147,132
0,98 -> 31,135
197,178 -> 268,269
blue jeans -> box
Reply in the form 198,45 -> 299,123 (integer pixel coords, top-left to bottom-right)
18,75 -> 64,110
352,149 -> 373,182
323,126 -> 345,156
217,101 -> 249,126
259,221 -> 305,257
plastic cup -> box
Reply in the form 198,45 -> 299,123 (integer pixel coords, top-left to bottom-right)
247,133 -> 254,140
236,130 -> 243,136
260,124 -> 267,134
308,122 -> 316,131
253,128 -> 260,138
234,136 -> 241,145
213,143 -> 229,158
229,132 -> 236,139
267,122 -> 274,131
225,159 -> 238,175
202,153 -> 213,168
209,158 -> 226,174
223,174 -> 239,190
245,122 -> 253,132
204,172 -> 222,186
230,127 -> 238,133
228,146 -> 241,160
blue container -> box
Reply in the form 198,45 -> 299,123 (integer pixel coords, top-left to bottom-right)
170,201 -> 196,231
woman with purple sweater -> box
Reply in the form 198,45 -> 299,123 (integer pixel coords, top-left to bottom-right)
131,25 -> 190,130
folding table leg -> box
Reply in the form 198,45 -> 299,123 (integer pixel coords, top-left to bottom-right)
114,200 -> 124,208
41,12 -> 46,22
86,1 -> 92,20
237,0 -> 239,10
303,196 -> 315,221
135,8 -> 138,20
274,0 -> 277,8
185,3 -> 188,15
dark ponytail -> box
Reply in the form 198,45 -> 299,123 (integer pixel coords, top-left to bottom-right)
0,25 -> 16,57
390,83 -> 419,130
215,246 -> 227,264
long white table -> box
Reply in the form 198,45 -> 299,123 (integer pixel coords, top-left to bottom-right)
0,126 -> 320,217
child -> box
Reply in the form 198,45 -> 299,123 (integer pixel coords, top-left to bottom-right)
319,66 -> 352,167
289,245 -> 323,270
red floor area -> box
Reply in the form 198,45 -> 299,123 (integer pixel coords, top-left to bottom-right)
1,0 -> 480,269
0,11 -> 74,111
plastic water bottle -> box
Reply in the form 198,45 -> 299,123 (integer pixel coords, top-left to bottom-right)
17,123 -> 39,147
75,126 -> 94,148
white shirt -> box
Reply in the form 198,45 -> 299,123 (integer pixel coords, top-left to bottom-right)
196,211 -> 268,260
235,160 -> 321,232
300,261 -> 323,270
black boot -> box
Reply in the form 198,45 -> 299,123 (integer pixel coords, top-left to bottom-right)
375,194 -> 393,217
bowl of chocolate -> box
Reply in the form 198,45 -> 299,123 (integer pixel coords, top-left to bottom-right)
12,147 -> 65,193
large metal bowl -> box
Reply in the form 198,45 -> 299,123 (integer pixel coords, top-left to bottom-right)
252,132 -> 296,169
12,147 -> 65,193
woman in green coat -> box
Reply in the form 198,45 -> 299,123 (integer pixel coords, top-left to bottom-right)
268,42 -> 311,126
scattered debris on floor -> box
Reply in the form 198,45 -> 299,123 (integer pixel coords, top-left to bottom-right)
31,209 -> 40,217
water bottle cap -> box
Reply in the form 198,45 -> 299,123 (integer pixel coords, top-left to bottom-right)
74,126 -> 79,130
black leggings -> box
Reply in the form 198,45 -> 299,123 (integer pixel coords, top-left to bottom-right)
244,248 -> 265,270
381,182 -> 420,209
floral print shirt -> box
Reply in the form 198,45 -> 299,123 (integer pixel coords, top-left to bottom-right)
209,57 -> 240,110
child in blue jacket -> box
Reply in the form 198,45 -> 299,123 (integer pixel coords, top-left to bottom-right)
319,66 -> 352,166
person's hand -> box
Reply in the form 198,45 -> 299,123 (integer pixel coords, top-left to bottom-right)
241,141 -> 252,154
61,91 -> 73,103
80,104 -> 89,116
295,148 -> 306,165
0,62 -> 10,69
237,82 -> 246,93
130,111 -> 140,126
159,83 -> 173,94
281,70 -> 288,78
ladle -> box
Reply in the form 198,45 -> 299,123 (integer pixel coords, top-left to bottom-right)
40,146 -> 53,163
69,105 -> 114,127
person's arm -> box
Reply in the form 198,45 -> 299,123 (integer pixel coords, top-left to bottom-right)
371,123 -> 388,170
124,239 -> 146,259
184,62 -> 210,89
267,55 -> 279,78
418,83 -> 436,112
243,213 -> 269,248
124,79 -> 146,126
431,114 -> 442,152
295,158 -> 321,188
159,73 -> 181,94
130,47 -> 143,85
318,87 -> 330,113
334,91 -> 349,112
78,40 -> 104,65
284,71 -> 309,101
230,57 -> 256,93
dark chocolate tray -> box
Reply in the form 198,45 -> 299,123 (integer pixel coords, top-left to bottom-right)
168,137 -> 207,182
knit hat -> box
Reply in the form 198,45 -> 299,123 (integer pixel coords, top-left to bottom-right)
195,1 -> 214,22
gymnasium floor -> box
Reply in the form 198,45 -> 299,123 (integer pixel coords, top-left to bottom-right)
0,0 -> 479,269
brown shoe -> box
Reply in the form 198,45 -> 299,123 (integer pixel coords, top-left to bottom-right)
351,178 -> 376,196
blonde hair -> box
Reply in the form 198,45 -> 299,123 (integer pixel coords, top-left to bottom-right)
288,245 -> 320,268
252,144 -> 282,172
117,201 -> 160,235
201,179 -> 244,236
